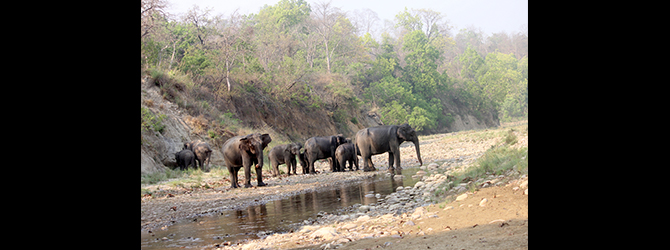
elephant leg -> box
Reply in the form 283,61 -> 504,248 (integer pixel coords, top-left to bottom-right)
228,167 -> 239,188
271,162 -> 279,177
330,155 -> 337,172
243,163 -> 253,188
388,152 -> 395,173
368,158 -> 375,171
289,158 -> 296,176
362,155 -> 372,172
353,156 -> 359,171
256,164 -> 266,187
337,157 -> 345,172
394,149 -> 402,175
308,155 -> 316,174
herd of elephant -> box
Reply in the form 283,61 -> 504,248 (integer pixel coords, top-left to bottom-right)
175,124 -> 423,189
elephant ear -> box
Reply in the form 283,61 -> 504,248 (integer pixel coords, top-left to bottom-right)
397,124 -> 410,140
330,136 -> 338,147
239,137 -> 254,153
261,134 -> 272,149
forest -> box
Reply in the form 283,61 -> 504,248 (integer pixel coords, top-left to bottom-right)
141,0 -> 528,136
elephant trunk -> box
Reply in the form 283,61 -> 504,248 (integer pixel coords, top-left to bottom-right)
256,150 -> 264,169
413,137 -> 423,166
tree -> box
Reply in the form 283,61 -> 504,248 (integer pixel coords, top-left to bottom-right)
312,0 -> 344,73
351,8 -> 380,37
210,10 -> 253,91
141,0 -> 169,38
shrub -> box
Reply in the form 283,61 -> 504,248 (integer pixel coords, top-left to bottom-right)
141,107 -> 166,134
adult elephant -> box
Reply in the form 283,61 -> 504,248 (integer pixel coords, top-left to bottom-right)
355,123 -> 423,174
184,140 -> 212,171
303,134 -> 347,174
221,133 -> 272,188
268,142 -> 307,176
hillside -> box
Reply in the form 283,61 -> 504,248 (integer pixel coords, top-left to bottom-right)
141,69 -> 499,174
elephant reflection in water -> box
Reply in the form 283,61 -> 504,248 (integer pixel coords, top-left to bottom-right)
391,176 -> 405,190
361,178 -> 376,204
235,204 -> 268,233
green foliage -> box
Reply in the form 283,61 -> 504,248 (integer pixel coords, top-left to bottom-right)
380,101 -> 409,125
141,3 -> 527,135
178,46 -> 212,75
459,144 -> 528,181
141,107 -> 166,134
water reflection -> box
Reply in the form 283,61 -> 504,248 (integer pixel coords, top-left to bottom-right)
141,167 -> 421,250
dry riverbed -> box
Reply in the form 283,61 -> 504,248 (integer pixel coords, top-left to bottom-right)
141,121 -> 528,249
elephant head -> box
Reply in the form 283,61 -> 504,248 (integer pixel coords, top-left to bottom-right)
397,123 -> 423,166
239,133 -> 272,168
288,142 -> 303,155
332,134 -> 347,147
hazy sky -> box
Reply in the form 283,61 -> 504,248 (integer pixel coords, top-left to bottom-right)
165,0 -> 527,36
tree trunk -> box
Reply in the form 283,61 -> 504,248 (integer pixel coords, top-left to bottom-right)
324,40 -> 331,74
226,60 -> 231,92
169,40 -> 177,70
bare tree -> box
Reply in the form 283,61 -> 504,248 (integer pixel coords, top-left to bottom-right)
210,10 -> 248,92
141,0 -> 169,38
351,8 -> 380,37
311,0 -> 344,74
182,5 -> 213,45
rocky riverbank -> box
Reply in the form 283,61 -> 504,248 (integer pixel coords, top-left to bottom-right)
205,170 -> 528,250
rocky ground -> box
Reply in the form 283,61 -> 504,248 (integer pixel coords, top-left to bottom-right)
141,120 -> 527,249
223,177 -> 528,250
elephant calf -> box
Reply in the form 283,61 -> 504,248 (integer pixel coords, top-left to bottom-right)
175,149 -> 196,170
184,140 -> 212,171
268,142 -> 307,176
335,142 -> 359,172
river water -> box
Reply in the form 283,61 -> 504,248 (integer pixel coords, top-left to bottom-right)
140,167 -> 424,249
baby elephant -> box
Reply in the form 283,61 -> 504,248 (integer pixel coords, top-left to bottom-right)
335,142 -> 360,172
175,149 -> 196,170
268,142 -> 306,176
184,140 -> 212,171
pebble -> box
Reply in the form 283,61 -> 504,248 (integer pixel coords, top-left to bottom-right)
364,193 -> 375,198
524,188 -> 528,195
414,181 -> 425,188
357,215 -> 371,222
358,205 -> 370,212
519,180 -> 528,189
310,227 -> 338,241
456,193 -> 468,201
479,198 -> 488,207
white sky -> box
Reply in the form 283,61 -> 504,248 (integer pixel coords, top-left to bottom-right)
165,0 -> 528,36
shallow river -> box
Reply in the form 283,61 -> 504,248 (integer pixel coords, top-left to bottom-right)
140,167 -> 424,249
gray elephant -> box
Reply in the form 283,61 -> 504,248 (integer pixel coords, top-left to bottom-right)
221,133 -> 272,188
184,140 -> 212,171
175,149 -> 196,170
304,134 -> 347,173
335,141 -> 359,171
355,123 -> 423,174
268,142 -> 307,176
